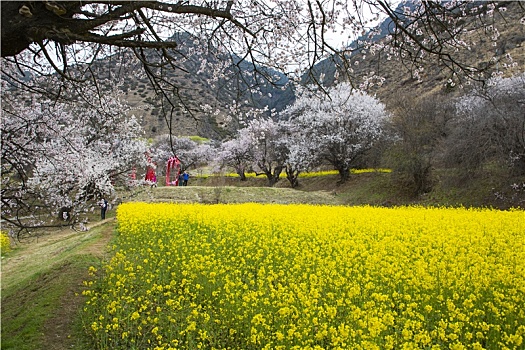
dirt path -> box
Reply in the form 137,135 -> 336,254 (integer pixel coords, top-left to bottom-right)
42,220 -> 115,350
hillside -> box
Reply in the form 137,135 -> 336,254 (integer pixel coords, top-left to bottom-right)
90,35 -> 294,139
107,2 -> 525,139
304,1 -> 525,104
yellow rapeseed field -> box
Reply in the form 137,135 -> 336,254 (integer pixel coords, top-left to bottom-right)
82,203 -> 525,350
222,169 -> 391,178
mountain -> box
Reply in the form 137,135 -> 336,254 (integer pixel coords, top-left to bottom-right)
302,1 -> 525,106
102,1 -> 524,138
90,33 -> 295,140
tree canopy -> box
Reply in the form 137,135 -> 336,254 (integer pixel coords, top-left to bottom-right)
3,0 -> 521,90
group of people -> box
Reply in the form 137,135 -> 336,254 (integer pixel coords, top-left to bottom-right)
100,171 -> 190,220
178,171 -> 190,186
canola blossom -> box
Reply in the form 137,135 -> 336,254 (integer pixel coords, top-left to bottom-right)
0,231 -> 12,255
83,203 -> 525,350
222,169 -> 391,178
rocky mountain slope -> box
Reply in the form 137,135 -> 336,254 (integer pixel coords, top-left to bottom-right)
110,2 -> 524,139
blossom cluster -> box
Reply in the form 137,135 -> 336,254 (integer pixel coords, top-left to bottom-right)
82,203 -> 525,349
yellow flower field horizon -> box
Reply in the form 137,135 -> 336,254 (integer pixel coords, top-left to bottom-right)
83,203 -> 525,349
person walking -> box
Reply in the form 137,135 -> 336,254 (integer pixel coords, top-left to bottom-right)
100,198 -> 108,220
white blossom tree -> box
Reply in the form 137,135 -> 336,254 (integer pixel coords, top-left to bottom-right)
1,79 -> 147,237
284,83 -> 388,182
278,120 -> 319,188
215,135 -> 254,181
149,134 -> 213,175
240,117 -> 288,186
213,105 -> 274,180
2,1 -> 521,104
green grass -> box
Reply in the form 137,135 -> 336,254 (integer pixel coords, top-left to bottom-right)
1,256 -> 96,350
187,168 -> 521,208
1,222 -> 115,350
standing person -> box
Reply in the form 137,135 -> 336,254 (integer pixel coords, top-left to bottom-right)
100,198 -> 108,220
178,172 -> 184,186
183,171 -> 189,186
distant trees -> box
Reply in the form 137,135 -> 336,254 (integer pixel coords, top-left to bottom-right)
382,73 -> 525,197
215,117 -> 288,186
149,134 -> 213,173
384,94 -> 453,195
241,118 -> 288,186
176,73 -> 524,200
214,84 -> 388,185
280,120 -> 318,188
216,134 -> 254,181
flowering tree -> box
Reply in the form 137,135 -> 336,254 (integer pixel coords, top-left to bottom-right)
451,72 -> 525,175
1,79 -> 147,237
240,117 -> 288,186
215,135 -> 254,181
278,121 -> 319,188
150,134 -> 213,174
2,1 -> 520,100
213,105 -> 273,180
284,83 -> 388,182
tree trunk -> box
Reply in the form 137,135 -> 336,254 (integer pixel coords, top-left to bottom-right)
265,165 -> 283,187
286,167 -> 300,188
236,168 -> 247,181
337,166 -> 350,183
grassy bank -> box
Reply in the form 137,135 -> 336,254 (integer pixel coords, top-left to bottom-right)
1,221 -> 115,350
138,169 -> 523,209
